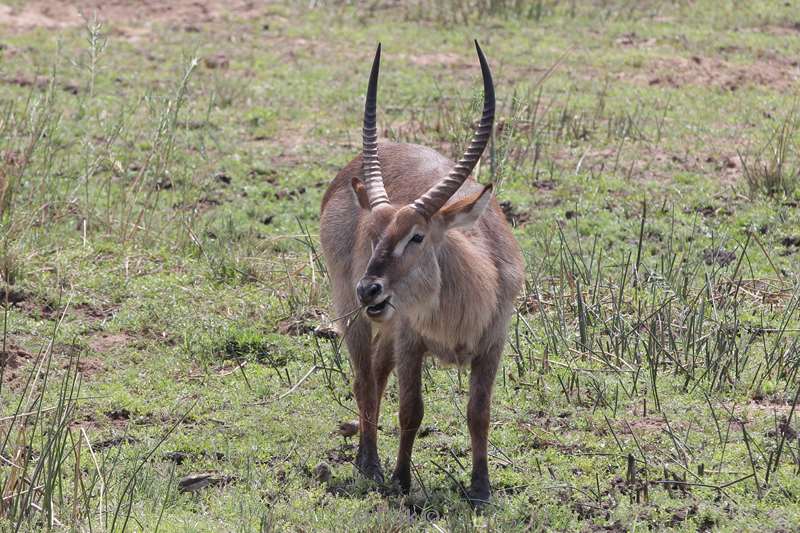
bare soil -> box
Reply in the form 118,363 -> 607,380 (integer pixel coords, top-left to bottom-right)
70,355 -> 106,377
88,332 -> 130,354
1,343 -> 32,371
624,54 -> 800,91
0,0 -> 263,35
0,344 -> 34,389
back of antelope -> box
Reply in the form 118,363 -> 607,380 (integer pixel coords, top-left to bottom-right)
319,41 -> 523,506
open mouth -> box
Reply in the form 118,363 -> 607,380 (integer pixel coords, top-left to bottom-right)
365,296 -> 391,317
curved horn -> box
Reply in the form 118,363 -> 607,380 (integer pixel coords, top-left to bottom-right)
411,40 -> 495,219
362,43 -> 390,209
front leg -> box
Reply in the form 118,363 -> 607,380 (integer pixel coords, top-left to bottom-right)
390,333 -> 425,493
466,347 -> 501,506
344,319 -> 384,483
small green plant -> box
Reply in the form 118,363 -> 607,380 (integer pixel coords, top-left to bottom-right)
739,107 -> 800,198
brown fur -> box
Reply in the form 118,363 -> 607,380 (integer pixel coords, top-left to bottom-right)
319,141 -> 524,504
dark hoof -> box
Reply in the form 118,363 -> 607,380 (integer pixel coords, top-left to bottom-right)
389,470 -> 411,495
466,486 -> 491,510
355,450 -> 384,484
355,462 -> 384,484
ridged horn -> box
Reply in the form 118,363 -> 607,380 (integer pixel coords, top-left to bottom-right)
362,43 -> 390,209
411,40 -> 495,219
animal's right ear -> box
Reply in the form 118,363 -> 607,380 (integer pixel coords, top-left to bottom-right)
351,177 -> 370,210
435,184 -> 493,230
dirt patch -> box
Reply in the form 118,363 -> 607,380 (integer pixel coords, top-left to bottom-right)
74,302 -> 118,322
164,449 -> 226,465
276,309 -> 338,339
2,74 -> 50,90
742,395 -> 799,413
69,356 -> 105,377
16,297 -> 59,320
204,53 -> 230,70
0,286 -> 28,305
556,144 -> 745,185
0,0 -> 262,36
781,236 -> 800,248
702,247 -> 737,267
1,344 -> 32,371
94,434 -> 139,450
324,443 -> 356,465
173,196 -> 221,214
690,202 -> 734,218
619,416 -> 668,434
758,22 -> 800,37
5,289 -> 117,323
1,74 -> 81,94
624,53 -> 800,91
107,407 -> 128,418
614,32 -> 657,48
0,344 -> 35,389
88,332 -> 130,354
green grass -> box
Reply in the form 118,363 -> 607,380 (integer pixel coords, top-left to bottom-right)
1,1 -> 800,530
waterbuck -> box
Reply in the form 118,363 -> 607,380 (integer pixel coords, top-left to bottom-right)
319,41 -> 523,505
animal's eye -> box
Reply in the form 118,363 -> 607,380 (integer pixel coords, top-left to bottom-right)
410,233 -> 424,244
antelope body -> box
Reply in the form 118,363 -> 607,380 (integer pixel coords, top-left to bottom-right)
319,42 -> 523,505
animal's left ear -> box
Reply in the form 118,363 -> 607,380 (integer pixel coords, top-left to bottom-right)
436,184 -> 493,230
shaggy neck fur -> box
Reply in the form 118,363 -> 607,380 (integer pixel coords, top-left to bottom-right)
405,230 -> 499,354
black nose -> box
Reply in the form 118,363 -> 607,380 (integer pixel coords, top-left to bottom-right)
357,280 -> 383,304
